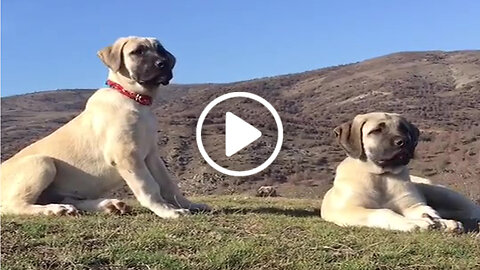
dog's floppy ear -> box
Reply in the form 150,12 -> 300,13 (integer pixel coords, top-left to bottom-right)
97,38 -> 128,72
333,119 -> 366,160
402,118 -> 420,147
165,50 -> 176,69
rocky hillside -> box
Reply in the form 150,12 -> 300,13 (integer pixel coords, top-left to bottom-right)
2,51 -> 480,199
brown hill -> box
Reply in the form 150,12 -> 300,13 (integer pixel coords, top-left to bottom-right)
2,51 -> 480,200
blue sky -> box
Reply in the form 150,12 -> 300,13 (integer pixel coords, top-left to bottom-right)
2,1 -> 480,96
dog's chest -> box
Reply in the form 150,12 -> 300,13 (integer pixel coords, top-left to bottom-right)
367,175 -> 409,207
133,110 -> 157,135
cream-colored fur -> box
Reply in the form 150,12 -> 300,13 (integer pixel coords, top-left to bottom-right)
0,36 -> 209,218
321,112 -> 480,232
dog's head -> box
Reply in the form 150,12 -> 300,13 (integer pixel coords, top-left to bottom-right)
334,112 -> 419,170
98,36 -> 176,89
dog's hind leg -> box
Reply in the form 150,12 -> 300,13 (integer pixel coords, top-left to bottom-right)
63,198 -> 131,215
414,182 -> 480,220
0,155 -> 78,216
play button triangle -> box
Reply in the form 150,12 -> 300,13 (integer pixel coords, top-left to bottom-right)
225,112 -> 262,157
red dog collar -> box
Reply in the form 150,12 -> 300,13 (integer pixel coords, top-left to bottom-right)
106,80 -> 153,106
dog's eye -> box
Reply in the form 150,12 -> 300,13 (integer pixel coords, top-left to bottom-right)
130,48 -> 144,55
369,128 -> 383,135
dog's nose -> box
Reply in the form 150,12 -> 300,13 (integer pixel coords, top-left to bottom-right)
394,137 -> 405,147
154,59 -> 167,69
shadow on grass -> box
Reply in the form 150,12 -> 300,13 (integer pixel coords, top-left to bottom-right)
216,207 -> 321,217
211,208 -> 479,232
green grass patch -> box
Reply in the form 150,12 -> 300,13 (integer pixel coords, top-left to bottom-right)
1,196 -> 479,269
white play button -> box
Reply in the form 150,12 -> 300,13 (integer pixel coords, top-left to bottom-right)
196,92 -> 283,177
225,112 -> 262,157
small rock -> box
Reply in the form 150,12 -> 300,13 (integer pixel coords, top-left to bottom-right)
256,186 -> 278,197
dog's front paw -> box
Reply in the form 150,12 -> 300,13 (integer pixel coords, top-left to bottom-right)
44,204 -> 79,217
436,219 -> 464,233
155,208 -> 191,219
188,203 -> 211,213
99,199 -> 131,215
175,208 -> 192,215
404,218 -> 438,231
421,214 -> 464,233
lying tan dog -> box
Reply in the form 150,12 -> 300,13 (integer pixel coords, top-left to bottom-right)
0,36 -> 209,218
321,112 -> 480,232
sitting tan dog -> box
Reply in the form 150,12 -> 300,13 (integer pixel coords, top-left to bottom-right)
0,36 -> 209,218
321,112 -> 480,232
